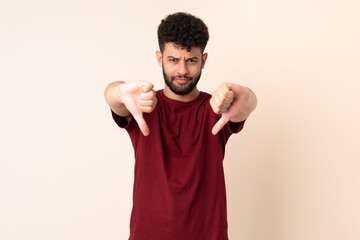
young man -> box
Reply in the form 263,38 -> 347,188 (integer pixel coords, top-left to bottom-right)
104,12 -> 257,240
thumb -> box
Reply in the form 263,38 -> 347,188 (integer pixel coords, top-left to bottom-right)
212,114 -> 230,135
132,110 -> 150,136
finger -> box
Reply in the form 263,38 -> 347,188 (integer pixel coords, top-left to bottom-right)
139,96 -> 157,113
139,106 -> 154,113
211,105 -> 229,115
139,99 -> 156,107
210,98 -> 224,114
214,96 -> 232,109
218,88 -> 234,103
213,82 -> 231,96
219,106 -> 231,113
132,111 -> 150,136
212,88 -> 233,104
224,90 -> 234,101
141,82 -> 154,93
209,97 -> 219,113
212,114 -> 230,135
210,95 -> 232,114
218,83 -> 231,96
140,89 -> 156,100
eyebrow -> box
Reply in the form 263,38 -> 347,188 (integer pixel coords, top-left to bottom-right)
167,56 -> 199,60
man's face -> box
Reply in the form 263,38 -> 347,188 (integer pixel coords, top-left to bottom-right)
156,43 -> 208,96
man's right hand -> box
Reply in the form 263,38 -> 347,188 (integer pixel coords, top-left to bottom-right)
105,81 -> 157,136
119,81 -> 157,136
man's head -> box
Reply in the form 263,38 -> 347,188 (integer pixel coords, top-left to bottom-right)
156,12 -> 209,97
157,12 -> 209,53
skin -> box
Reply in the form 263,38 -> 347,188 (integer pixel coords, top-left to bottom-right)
104,42 -> 257,136
156,43 -> 207,102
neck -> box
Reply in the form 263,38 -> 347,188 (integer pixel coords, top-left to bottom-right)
163,86 -> 200,102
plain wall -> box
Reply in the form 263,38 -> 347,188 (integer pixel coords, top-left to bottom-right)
1,0 -> 359,239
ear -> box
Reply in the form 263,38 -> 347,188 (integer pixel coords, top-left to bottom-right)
156,51 -> 163,67
201,53 -> 208,69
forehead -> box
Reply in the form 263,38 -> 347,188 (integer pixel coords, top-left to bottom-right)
163,43 -> 202,57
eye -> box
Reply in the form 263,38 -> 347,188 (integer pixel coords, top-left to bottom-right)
169,58 -> 177,62
188,59 -> 197,63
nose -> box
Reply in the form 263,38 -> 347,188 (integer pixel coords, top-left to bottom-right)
176,61 -> 189,76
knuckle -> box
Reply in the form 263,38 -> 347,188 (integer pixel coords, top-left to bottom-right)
140,106 -> 151,113
150,91 -> 156,100
226,90 -> 234,98
209,97 -> 215,106
144,100 -> 154,107
213,95 -> 222,104
221,82 -> 230,91
213,106 -> 221,114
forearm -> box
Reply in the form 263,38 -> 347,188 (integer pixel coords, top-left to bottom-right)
230,87 -> 257,123
104,81 -> 131,117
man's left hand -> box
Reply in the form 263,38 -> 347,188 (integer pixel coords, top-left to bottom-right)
210,83 -> 257,135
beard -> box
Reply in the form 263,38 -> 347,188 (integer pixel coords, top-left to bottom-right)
162,68 -> 202,96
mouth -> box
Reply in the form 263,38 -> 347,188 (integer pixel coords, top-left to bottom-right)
173,76 -> 192,84
174,78 -> 189,84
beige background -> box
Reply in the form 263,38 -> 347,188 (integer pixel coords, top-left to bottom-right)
1,0 -> 359,239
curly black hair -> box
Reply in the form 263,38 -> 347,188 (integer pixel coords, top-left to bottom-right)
157,12 -> 209,53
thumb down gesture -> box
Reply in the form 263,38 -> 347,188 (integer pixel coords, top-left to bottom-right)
210,83 -> 257,135
119,81 -> 157,136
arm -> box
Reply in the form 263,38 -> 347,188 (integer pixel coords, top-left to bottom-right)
104,81 -> 131,118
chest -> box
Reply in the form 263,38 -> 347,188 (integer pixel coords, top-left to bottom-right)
147,102 -> 216,157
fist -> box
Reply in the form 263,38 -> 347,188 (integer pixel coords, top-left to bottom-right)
210,83 -> 249,135
120,81 -> 157,136
210,83 -> 235,115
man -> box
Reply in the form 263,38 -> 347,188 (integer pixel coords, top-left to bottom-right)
104,12 -> 257,240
